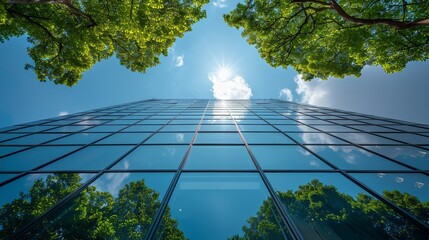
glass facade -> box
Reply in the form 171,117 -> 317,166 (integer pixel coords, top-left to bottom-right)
0,99 -> 428,239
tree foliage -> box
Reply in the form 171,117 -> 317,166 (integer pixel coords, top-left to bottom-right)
0,0 -> 208,86
0,173 -> 185,239
224,0 -> 429,80
231,179 -> 429,239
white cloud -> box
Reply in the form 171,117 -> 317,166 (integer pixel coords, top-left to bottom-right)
213,0 -> 227,8
279,88 -> 293,101
58,111 -> 68,116
175,55 -> 184,67
293,62 -> 429,124
209,72 -> 253,100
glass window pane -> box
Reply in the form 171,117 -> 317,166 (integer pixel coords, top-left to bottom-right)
308,145 -> 408,170
21,173 -> 174,239
199,124 -> 236,132
311,125 -> 357,132
121,125 -> 163,132
0,146 -> 25,157
10,126 -> 53,133
41,146 -> 132,171
47,133 -> 109,145
267,173 -> 428,240
160,125 -> 197,132
185,146 -> 255,170
0,173 -> 93,237
0,174 -> 17,183
145,133 -> 194,144
362,146 -> 428,170
0,146 -> 80,171
376,133 -> 429,144
155,173 -> 291,240
97,133 -> 151,145
287,133 -> 346,144
2,134 -> 65,145
242,133 -> 294,144
0,133 -> 26,142
112,145 -> 188,170
46,125 -> 93,133
330,133 -> 400,144
250,145 -> 331,170
195,133 -> 243,144
84,125 -> 125,132
238,125 -> 277,132
352,173 -> 429,224
276,124 -> 317,132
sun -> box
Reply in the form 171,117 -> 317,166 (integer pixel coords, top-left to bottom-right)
217,65 -> 233,80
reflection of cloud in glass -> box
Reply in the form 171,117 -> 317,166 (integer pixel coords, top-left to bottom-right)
414,182 -> 424,188
395,176 -> 404,183
164,147 -> 177,157
93,162 -> 130,196
344,155 -> 357,165
176,133 -> 185,143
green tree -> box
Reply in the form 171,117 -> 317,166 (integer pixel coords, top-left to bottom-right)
0,0 -> 208,86
0,174 -> 185,239
224,0 -> 429,80
231,179 -> 429,239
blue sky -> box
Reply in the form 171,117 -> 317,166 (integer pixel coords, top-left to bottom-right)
0,0 -> 428,127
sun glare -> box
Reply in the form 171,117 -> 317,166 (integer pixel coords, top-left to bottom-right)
217,66 -> 233,80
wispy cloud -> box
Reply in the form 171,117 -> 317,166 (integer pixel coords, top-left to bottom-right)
213,0 -> 227,8
175,55 -> 184,67
208,72 -> 252,100
279,88 -> 293,101
58,111 -> 68,116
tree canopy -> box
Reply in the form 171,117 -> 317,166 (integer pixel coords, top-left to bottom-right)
0,0 -> 208,86
0,173 -> 185,239
224,0 -> 429,81
230,179 -> 429,239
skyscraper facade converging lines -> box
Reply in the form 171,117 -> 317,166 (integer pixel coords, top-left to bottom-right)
0,99 -> 428,239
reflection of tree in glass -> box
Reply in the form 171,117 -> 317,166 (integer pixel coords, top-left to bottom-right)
231,179 -> 429,240
0,0 -> 208,86
0,174 -> 185,239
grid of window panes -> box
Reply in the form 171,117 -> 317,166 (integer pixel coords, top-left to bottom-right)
0,99 -> 428,239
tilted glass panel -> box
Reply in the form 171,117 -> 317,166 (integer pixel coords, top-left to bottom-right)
330,132 -> 400,144
0,133 -> 26,142
387,125 -> 429,132
122,125 -> 163,132
348,125 -> 399,132
267,173 -> 429,240
145,133 -> 194,144
238,124 -> 277,132
106,119 -> 140,125
351,173 -> 429,224
0,146 -> 25,157
362,146 -> 428,170
97,133 -> 151,144
46,133 -> 109,145
199,124 -> 236,132
83,125 -> 124,132
307,145 -> 408,170
20,173 -> 174,239
185,146 -> 255,170
376,133 -> 429,145
0,146 -> 80,171
0,174 -> 17,183
276,124 -> 318,132
1,134 -> 65,145
287,133 -> 346,144
155,173 -> 292,240
195,133 -> 243,144
0,173 -> 93,238
160,125 -> 197,132
250,145 -> 331,170
46,125 -> 93,133
10,126 -> 54,133
41,146 -> 132,171
310,125 -> 357,132
111,145 -> 188,170
242,133 -> 294,144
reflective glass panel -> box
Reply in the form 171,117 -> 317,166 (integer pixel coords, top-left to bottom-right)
376,133 -> 429,144
112,145 -> 188,170
195,133 -> 243,144
21,173 -> 174,239
352,173 -> 429,223
122,125 -> 163,132
238,125 -> 277,132
267,173 -> 428,240
330,132 -> 399,144
160,125 -> 197,132
97,133 -> 151,144
199,124 -> 236,132
2,134 -> 65,145
276,125 -> 317,132
363,146 -> 428,170
84,125 -> 124,132
145,133 -> 194,144
47,133 -> 109,145
41,146 -> 132,171
0,173 -> 93,237
0,174 -> 16,183
0,146 -> 80,171
308,145 -> 408,170
46,125 -> 93,133
185,146 -> 255,170
242,133 -> 294,144
11,126 -> 53,133
155,173 -> 291,240
286,132 -> 346,144
250,145 -> 331,170
0,133 -> 26,142
0,146 -> 25,157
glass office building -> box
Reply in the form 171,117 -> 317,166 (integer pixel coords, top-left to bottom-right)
0,99 -> 428,239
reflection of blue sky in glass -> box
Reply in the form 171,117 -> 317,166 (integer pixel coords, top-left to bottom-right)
185,146 -> 255,170
362,146 -> 428,170
160,173 -> 284,240
308,145 -> 408,170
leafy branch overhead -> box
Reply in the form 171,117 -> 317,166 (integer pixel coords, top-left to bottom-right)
0,0 -> 208,86
224,0 -> 429,80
